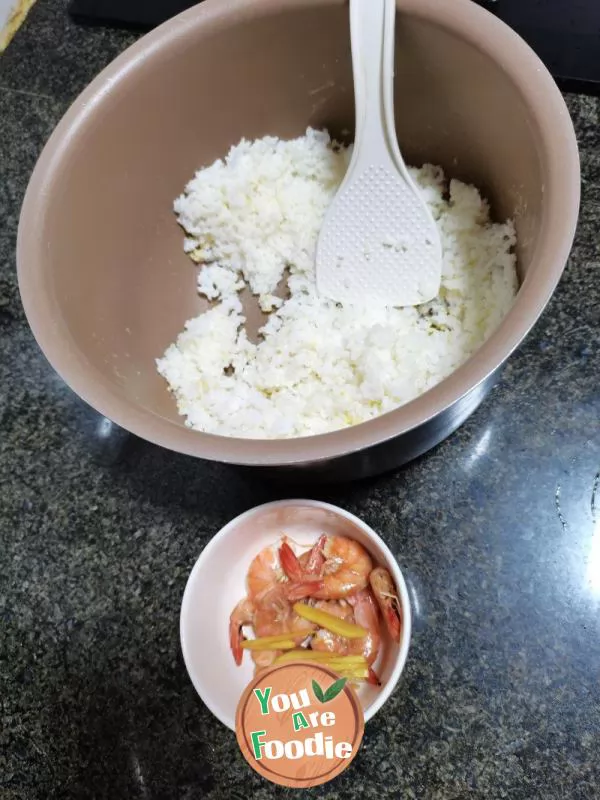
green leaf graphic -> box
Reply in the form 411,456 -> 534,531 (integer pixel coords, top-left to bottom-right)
312,679 -> 325,703
323,677 -> 347,703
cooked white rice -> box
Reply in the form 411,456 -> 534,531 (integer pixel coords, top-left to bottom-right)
157,128 -> 518,439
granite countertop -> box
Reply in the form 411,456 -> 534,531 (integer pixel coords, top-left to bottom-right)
1,2 -> 599,798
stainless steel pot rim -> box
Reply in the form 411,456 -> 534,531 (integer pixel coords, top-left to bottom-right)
17,0 -> 581,467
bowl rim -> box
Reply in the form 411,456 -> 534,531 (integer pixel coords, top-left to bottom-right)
179,499 -> 413,730
17,0 -> 580,466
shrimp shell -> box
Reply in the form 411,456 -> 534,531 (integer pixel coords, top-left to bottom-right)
369,566 -> 402,642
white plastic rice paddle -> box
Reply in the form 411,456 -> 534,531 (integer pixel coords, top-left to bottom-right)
316,0 -> 442,308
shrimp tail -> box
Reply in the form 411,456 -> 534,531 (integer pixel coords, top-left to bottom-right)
280,536 -> 326,581
279,541 -> 305,581
229,618 -> 244,666
230,597 -> 255,666
367,667 -> 382,686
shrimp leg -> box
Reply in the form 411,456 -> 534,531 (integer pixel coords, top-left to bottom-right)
304,534 -> 327,575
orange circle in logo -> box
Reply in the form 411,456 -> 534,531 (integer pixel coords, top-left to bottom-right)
235,661 -> 364,788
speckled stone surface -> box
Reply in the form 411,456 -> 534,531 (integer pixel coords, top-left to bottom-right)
1,3 -> 599,798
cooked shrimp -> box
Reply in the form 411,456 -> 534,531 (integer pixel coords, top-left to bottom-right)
230,540 -> 319,667
230,543 -> 283,665
229,597 -> 255,666
249,592 -> 317,671
288,536 -> 372,600
314,599 -> 353,619
230,538 -> 388,682
310,593 -> 381,685
369,566 -> 402,642
253,594 -> 316,640
347,589 -> 381,684
246,544 -> 283,603
310,600 -> 354,655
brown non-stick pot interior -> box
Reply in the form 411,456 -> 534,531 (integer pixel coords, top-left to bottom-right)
18,0 -> 579,464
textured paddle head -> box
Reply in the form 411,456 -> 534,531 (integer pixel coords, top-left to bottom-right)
316,162 -> 443,308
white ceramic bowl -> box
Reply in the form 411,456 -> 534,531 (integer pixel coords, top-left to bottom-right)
180,499 -> 412,731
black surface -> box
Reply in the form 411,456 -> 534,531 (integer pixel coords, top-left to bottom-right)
68,0 -> 600,93
68,0 -> 200,29
478,0 -> 600,92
